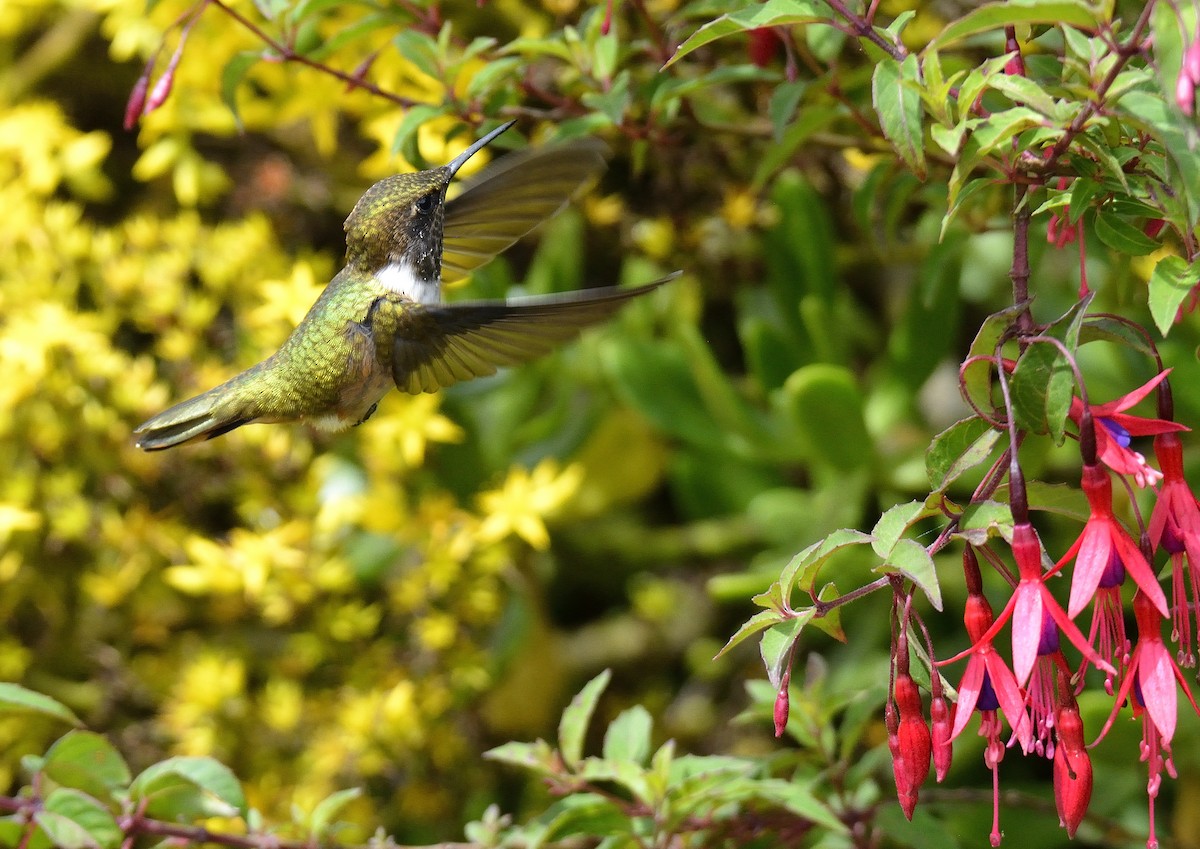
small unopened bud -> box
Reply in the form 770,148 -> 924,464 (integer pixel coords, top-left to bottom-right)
747,28 -> 781,69
1053,704 -> 1092,838
1144,219 -> 1166,240
124,71 -> 151,131
773,684 -> 789,738
1177,69 -> 1196,116
601,0 -> 615,35
890,672 -> 932,819
930,692 -> 955,781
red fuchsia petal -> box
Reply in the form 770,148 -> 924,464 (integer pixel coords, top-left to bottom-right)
984,651 -> 1034,752
1068,523 -> 1112,618
1053,704 -> 1092,838
1106,411 -> 1188,437
1113,532 -> 1169,617
1138,642 -> 1179,744
1144,218 -> 1166,240
951,656 -> 986,741
1012,583 -> 1045,685
1092,370 -> 1173,416
895,675 -> 932,791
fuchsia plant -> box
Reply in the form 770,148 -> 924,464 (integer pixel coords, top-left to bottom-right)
729,5 -> 1200,847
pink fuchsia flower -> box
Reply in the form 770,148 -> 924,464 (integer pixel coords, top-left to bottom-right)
1148,431 -> 1200,666
1095,592 -> 1200,849
944,579 -> 1030,848
944,550 -> 1032,755
1052,701 -> 1092,838
1075,547 -> 1131,694
960,523 -> 1113,689
1068,371 -> 1187,487
1056,463 -> 1169,621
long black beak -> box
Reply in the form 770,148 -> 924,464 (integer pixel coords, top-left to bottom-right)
446,120 -> 517,178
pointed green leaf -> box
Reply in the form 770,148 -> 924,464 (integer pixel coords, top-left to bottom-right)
931,0 -> 1104,49
308,788 -> 362,839
872,55 -> 926,178
35,789 -> 121,849
874,538 -> 941,610
558,670 -> 611,770
43,732 -> 130,801
926,417 -> 1002,491
664,0 -> 830,68
1147,255 -> 1195,336
778,528 -> 872,596
130,757 -> 245,820
483,739 -> 559,773
0,683 -> 81,726
602,706 -> 652,766
760,616 -> 810,689
715,610 -> 786,659
1094,210 -> 1161,255
220,51 -> 259,131
871,501 -> 929,557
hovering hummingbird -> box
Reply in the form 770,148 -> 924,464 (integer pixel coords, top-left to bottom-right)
135,120 -> 675,450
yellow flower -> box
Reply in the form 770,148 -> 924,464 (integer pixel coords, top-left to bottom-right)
477,460 -> 583,550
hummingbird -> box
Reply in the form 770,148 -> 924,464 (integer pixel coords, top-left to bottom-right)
134,120 -> 675,451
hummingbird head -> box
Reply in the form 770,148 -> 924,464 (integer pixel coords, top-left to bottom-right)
343,120 -> 516,289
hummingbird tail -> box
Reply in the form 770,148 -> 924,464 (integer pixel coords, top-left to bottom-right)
133,386 -> 255,451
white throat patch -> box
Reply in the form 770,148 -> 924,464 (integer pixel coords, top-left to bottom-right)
377,261 -> 440,304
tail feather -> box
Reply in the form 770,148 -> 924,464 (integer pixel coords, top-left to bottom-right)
134,387 -> 255,451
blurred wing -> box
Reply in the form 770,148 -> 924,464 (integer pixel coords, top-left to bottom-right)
440,138 -> 609,284
391,275 -> 676,394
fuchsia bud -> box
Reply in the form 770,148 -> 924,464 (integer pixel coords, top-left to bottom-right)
930,691 -> 955,781
601,0 -> 615,36
747,28 -> 782,68
773,683 -> 789,738
123,70 -> 151,131
1144,219 -> 1166,240
1053,703 -> 1092,838
889,670 -> 932,819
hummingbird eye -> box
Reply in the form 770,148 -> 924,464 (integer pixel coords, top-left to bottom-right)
414,193 -> 437,215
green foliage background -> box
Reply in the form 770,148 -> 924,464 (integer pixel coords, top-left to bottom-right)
4,0 -> 1200,846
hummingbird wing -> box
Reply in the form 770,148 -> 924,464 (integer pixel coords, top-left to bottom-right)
391,274 -> 676,394
440,139 -> 609,284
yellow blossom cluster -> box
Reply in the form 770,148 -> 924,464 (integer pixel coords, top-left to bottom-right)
0,2 -> 667,835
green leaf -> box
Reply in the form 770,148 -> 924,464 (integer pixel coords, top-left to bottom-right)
930,0 -> 1103,49
665,0 -> 830,67
0,683 -> 81,726
1080,315 -> 1158,358
926,417 -> 1002,491
760,617 -> 807,689
602,706 -> 653,765
807,583 -> 845,642
34,789 -> 121,849
777,528 -> 872,599
961,304 -> 1024,417
780,365 -> 871,472
220,51 -> 259,131
1147,255 -> 1196,336
1010,342 -> 1066,436
753,778 -> 847,833
43,732 -> 130,801
130,757 -> 246,820
581,70 -> 631,125
872,55 -> 926,178
715,610 -> 785,659
985,73 -> 1060,117
390,104 -> 448,159
483,739 -> 559,773
464,57 -> 521,101
558,670 -> 611,770
1094,209 -> 1162,256
308,788 -> 362,839
393,30 -> 441,80
954,499 -> 1014,546
871,501 -> 929,558
874,538 -> 941,610
769,81 -> 808,142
